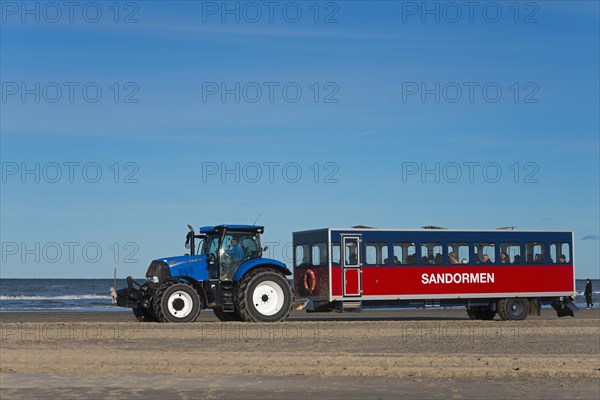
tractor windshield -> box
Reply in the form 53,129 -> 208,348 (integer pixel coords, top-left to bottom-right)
202,234 -> 220,256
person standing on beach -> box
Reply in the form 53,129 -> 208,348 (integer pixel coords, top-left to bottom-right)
584,279 -> 593,309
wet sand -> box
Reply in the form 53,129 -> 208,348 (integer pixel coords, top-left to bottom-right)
1,308 -> 599,399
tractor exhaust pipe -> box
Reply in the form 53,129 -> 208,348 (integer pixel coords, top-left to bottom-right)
186,224 -> 195,255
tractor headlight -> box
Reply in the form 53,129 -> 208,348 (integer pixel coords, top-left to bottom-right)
145,261 -> 171,284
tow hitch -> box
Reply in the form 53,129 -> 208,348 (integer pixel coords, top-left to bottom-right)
112,276 -> 142,308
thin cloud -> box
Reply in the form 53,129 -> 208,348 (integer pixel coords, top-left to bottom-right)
351,130 -> 376,138
581,235 -> 600,241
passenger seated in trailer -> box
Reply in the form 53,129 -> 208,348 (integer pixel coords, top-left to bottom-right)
383,258 -> 389,264
449,252 -> 459,264
500,252 -> 509,264
406,255 -> 416,264
461,258 -> 468,264
348,254 -> 358,265
558,255 -> 567,263
481,254 -> 493,264
434,253 -> 443,264
393,256 -> 401,264
514,255 -> 521,264
535,254 -> 544,263
421,256 -> 429,264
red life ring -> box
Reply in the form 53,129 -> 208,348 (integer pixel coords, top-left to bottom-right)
303,269 -> 316,294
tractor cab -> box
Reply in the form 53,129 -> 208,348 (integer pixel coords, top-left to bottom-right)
199,225 -> 264,281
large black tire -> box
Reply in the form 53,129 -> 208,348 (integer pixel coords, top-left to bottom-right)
153,281 -> 202,323
213,308 -> 243,322
236,269 -> 293,322
133,305 -> 159,322
467,306 -> 496,320
497,298 -> 529,321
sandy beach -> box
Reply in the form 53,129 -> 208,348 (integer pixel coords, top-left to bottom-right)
1,308 -> 599,399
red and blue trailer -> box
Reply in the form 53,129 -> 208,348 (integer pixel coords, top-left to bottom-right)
293,227 -> 578,320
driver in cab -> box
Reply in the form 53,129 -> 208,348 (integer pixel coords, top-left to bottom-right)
226,238 -> 244,260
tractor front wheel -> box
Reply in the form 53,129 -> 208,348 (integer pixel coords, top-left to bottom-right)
133,305 -> 159,322
153,281 -> 202,323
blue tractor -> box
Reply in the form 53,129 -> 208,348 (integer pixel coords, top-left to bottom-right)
114,224 -> 293,322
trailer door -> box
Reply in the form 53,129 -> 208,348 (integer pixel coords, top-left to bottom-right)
342,236 -> 362,297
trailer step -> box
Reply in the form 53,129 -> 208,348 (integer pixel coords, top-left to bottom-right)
341,301 -> 362,311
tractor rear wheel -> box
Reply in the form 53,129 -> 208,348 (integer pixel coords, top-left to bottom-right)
237,269 -> 292,322
153,281 -> 202,323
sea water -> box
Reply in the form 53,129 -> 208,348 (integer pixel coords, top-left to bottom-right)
0,278 -> 597,312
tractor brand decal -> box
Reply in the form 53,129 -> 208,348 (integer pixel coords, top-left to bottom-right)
421,272 -> 495,285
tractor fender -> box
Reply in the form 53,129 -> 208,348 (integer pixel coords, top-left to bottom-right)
169,276 -> 208,308
233,258 -> 292,282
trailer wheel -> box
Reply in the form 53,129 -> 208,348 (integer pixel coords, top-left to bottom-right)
153,281 -> 202,323
133,305 -> 158,322
498,298 -> 529,321
213,308 -> 243,322
237,269 -> 292,322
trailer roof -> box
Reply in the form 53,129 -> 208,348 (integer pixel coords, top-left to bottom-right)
293,227 -> 574,234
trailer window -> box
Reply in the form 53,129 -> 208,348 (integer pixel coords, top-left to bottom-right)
295,244 -> 310,267
344,241 -> 359,266
526,242 -> 546,263
393,242 -> 416,264
421,242 -> 443,264
312,243 -> 327,266
550,242 -> 570,263
331,242 -> 341,265
474,243 -> 495,263
448,243 -> 469,264
500,243 -> 521,264
313,243 -> 329,265
366,242 -> 389,265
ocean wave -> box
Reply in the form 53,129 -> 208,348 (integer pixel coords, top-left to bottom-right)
0,295 -> 111,301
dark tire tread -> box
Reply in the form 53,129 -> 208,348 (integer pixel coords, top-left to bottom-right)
133,305 -> 158,322
498,298 -> 529,321
153,280 -> 201,323
236,268 -> 292,323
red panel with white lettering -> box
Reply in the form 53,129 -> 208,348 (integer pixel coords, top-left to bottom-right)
331,265 -> 574,297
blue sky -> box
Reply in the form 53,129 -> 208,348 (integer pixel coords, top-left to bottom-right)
1,1 -> 598,278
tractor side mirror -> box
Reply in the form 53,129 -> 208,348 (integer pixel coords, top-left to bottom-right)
208,253 -> 216,265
